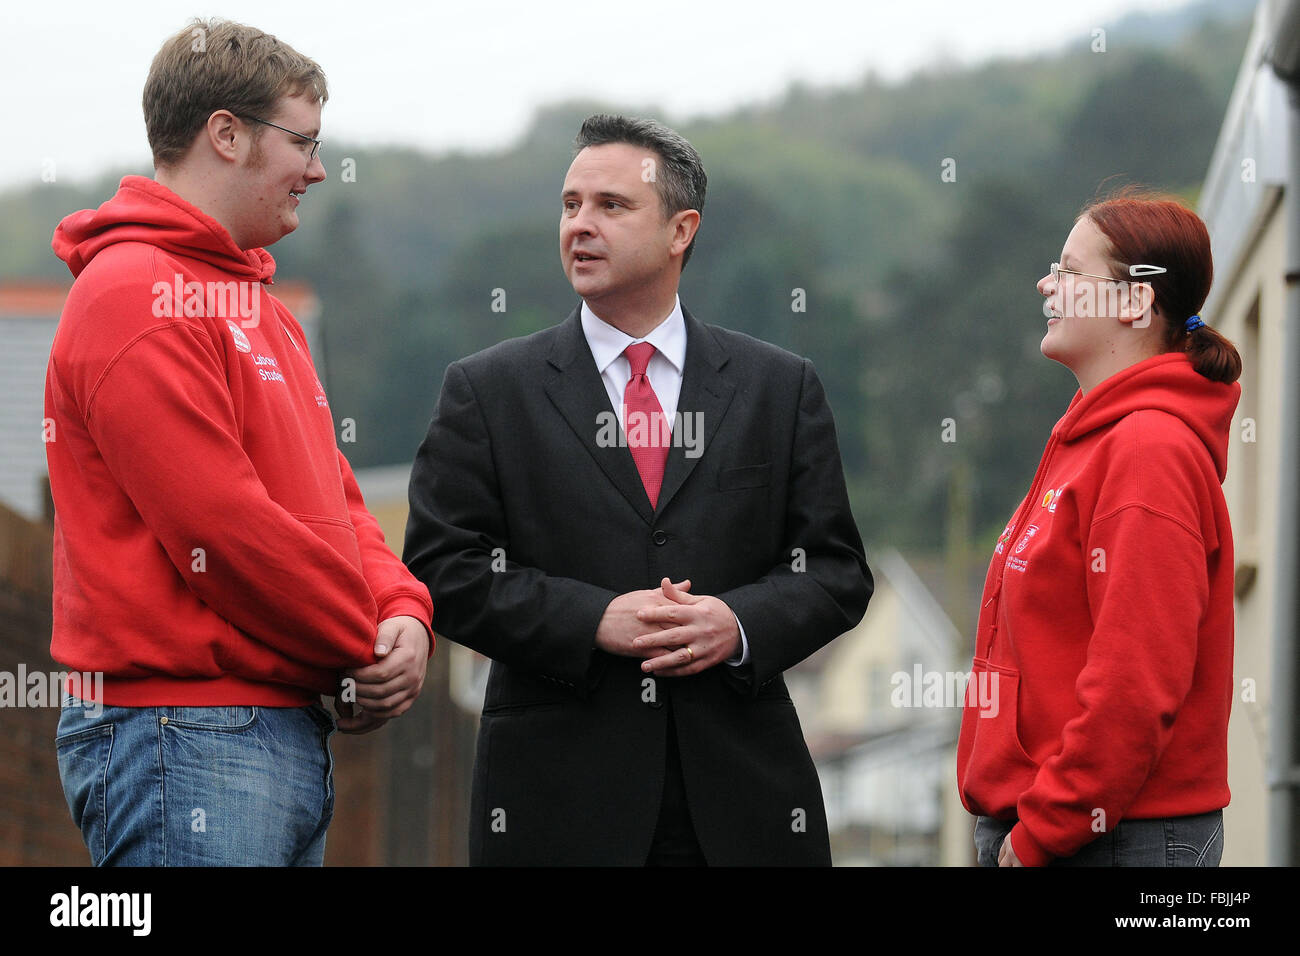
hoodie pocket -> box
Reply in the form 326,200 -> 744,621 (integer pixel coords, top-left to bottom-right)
956,657 -> 1039,814
293,513 -> 364,569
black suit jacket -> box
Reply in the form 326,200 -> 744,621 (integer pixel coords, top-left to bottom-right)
403,305 -> 872,865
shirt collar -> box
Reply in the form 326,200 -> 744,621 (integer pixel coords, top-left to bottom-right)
581,296 -> 686,376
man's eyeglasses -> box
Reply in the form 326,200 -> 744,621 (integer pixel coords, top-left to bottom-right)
237,115 -> 322,162
1050,262 -> 1167,282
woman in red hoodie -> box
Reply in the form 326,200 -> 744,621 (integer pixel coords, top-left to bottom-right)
957,191 -> 1242,866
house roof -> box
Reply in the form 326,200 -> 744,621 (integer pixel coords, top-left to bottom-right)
0,278 -> 321,321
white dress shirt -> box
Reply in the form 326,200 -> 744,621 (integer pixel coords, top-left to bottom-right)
581,297 -> 685,430
579,297 -> 750,667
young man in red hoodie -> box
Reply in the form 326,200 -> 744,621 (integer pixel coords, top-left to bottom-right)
45,19 -> 433,866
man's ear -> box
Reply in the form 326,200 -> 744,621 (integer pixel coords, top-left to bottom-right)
669,209 -> 701,259
1120,280 -> 1157,329
204,110 -> 241,164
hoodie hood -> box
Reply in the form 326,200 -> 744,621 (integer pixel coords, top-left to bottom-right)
1053,352 -> 1240,481
52,175 -> 275,283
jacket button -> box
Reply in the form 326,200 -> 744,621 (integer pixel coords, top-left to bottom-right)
652,530 -> 668,546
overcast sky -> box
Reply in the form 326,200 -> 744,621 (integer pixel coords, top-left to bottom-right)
1,0 -> 1203,190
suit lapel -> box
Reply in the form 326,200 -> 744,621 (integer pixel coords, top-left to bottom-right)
655,307 -> 734,515
543,308 -> 655,525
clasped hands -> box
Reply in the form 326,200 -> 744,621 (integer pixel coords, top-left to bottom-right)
595,577 -> 741,676
331,577 -> 736,733
334,614 -> 430,734
998,834 -> 1024,867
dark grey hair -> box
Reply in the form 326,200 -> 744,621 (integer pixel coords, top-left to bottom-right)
574,114 -> 707,267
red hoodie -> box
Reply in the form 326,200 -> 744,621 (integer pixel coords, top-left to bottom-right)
956,352 -> 1239,866
46,175 -> 433,706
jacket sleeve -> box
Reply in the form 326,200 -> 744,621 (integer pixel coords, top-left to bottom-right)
402,361 -> 617,695
715,358 -> 874,694
74,319 -> 380,672
335,449 -> 434,647
1009,459 -> 1209,866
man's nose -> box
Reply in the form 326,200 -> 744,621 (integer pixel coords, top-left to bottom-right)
307,153 -> 326,184
564,204 -> 596,237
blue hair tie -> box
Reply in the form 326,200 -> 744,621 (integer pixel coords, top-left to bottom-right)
1185,315 -> 1205,332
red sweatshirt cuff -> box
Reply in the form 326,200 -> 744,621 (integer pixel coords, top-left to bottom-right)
1009,823 -> 1054,867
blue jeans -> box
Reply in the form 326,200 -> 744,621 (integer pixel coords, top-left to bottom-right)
56,696 -> 337,866
974,811 -> 1224,867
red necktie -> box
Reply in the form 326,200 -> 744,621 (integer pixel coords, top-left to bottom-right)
622,342 -> 670,507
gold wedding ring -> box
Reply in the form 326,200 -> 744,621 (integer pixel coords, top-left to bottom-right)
684,646 -> 694,661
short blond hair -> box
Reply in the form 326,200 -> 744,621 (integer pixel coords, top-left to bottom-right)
143,18 -> 328,168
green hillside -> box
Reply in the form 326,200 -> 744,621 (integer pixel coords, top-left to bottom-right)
1,2 -> 1254,553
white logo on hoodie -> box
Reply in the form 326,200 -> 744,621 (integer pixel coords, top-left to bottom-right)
227,320 -> 252,353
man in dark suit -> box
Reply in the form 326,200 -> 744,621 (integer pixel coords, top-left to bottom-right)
404,114 -> 872,865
